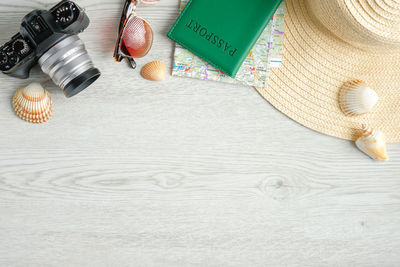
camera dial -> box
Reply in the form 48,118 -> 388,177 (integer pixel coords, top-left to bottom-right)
0,52 -> 7,65
0,49 -> 18,71
6,51 -> 18,65
55,3 -> 74,24
12,39 -> 29,55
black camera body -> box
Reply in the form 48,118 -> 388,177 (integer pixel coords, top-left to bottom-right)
0,0 -> 100,97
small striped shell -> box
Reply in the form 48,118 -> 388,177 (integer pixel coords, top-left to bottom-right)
339,80 -> 378,116
13,83 -> 52,123
355,125 -> 388,161
141,61 -> 166,81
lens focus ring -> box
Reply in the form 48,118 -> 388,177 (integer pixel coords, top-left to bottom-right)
38,35 -> 98,93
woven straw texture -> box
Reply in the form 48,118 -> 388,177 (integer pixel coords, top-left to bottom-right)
255,0 -> 400,143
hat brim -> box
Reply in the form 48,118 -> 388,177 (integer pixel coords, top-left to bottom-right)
255,0 -> 400,143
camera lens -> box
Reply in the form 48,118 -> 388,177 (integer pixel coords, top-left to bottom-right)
63,68 -> 100,97
38,35 -> 100,97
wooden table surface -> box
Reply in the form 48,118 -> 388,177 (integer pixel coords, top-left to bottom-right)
1,1 -> 400,266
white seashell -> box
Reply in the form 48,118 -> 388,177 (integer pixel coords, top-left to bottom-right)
339,80 -> 378,116
355,125 -> 388,161
12,83 -> 52,123
141,61 -> 166,81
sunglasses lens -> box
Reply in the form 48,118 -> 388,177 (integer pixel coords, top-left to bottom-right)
138,0 -> 160,4
120,16 -> 153,58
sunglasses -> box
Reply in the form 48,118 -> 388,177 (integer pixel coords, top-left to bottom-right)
114,0 -> 159,69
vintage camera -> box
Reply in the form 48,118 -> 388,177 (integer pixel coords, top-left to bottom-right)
0,0 -> 100,97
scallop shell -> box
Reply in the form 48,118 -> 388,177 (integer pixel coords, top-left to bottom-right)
355,125 -> 388,161
141,61 -> 166,81
339,80 -> 378,116
13,83 -> 52,123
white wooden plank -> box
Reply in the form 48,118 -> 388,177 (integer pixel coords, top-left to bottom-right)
0,0 -> 399,266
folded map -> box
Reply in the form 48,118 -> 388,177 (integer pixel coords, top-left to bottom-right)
171,0 -> 286,88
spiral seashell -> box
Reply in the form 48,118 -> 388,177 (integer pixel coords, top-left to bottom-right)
355,125 -> 388,161
141,61 -> 166,81
339,80 -> 379,116
12,83 -> 52,123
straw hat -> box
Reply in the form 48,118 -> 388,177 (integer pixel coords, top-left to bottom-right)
255,0 -> 400,143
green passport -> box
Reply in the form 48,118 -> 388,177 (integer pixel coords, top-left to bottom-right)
167,0 -> 283,78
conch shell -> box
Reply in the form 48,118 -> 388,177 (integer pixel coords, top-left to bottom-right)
141,61 -> 166,81
339,80 -> 378,116
12,83 -> 52,123
355,125 -> 388,161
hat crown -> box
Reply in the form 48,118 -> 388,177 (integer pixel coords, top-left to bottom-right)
306,0 -> 400,50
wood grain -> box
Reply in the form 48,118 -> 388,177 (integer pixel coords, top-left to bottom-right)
0,0 -> 400,266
